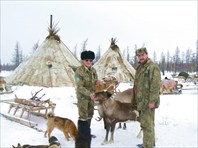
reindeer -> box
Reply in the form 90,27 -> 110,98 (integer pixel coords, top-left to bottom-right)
96,88 -> 134,129
94,91 -> 139,145
114,88 -> 133,129
0,77 -> 6,92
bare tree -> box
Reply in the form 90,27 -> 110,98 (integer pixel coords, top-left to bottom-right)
159,52 -> 166,75
95,45 -> 101,62
181,51 -> 185,71
172,55 -> 176,73
81,38 -> 88,51
126,46 -> 130,62
73,44 -> 78,59
174,46 -> 180,72
132,44 -> 138,67
152,50 -> 157,63
32,41 -> 39,52
185,48 -> 193,72
166,51 -> 171,72
12,41 -> 23,69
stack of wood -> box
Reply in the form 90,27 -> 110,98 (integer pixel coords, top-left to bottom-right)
14,89 -> 56,108
15,98 -> 50,107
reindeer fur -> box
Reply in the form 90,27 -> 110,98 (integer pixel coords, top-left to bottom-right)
95,91 -> 138,145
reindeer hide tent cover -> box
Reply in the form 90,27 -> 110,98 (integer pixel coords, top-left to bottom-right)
6,37 -> 80,87
93,38 -> 136,82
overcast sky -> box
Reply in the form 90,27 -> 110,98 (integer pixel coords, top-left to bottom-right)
1,1 -> 197,64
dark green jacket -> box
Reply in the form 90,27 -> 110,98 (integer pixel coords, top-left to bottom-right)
134,58 -> 161,110
75,65 -> 98,100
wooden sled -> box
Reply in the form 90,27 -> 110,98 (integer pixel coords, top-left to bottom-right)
8,98 -> 56,118
2,98 -> 56,127
1,89 -> 56,127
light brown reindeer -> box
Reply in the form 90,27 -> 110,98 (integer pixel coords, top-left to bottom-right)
94,91 -> 139,145
114,88 -> 134,129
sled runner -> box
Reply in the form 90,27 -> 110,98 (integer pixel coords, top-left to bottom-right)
0,90 -> 13,95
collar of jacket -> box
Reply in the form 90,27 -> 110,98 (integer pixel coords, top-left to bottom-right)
82,65 -> 93,72
138,58 -> 152,68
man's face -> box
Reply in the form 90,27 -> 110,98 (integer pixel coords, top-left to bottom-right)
137,53 -> 148,63
83,59 -> 93,68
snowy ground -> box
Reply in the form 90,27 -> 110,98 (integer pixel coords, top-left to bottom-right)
0,71 -> 198,148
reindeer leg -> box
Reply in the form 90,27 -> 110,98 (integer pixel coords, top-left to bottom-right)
109,123 -> 116,144
123,122 -> 127,130
101,123 -> 110,145
103,118 -> 107,129
117,122 -> 122,129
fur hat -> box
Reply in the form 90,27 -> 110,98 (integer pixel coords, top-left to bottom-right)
81,50 -> 95,60
136,47 -> 148,56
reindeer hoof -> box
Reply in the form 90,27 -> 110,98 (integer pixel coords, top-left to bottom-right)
108,140 -> 113,144
101,140 -> 108,145
117,126 -> 121,129
101,140 -> 114,145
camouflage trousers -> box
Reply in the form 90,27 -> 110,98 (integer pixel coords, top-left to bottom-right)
139,109 -> 155,148
77,98 -> 94,121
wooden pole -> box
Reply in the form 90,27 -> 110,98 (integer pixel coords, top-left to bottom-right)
50,15 -> 53,29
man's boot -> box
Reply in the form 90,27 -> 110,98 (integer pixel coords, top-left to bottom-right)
75,120 -> 91,148
87,119 -> 96,138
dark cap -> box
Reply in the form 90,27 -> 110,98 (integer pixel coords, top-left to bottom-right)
135,47 -> 148,56
81,50 -> 95,60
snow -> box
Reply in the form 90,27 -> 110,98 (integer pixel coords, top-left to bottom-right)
0,71 -> 198,148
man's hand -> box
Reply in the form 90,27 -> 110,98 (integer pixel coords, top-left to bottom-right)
96,80 -> 104,85
90,93 -> 97,101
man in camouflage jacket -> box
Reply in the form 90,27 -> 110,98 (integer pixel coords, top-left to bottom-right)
133,47 -> 161,148
75,50 -> 98,148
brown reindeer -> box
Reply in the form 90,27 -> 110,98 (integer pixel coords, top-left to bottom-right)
96,88 -> 134,129
0,77 -> 6,92
94,91 -> 139,145
114,88 -> 133,129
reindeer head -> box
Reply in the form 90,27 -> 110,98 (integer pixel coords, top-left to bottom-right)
94,91 -> 112,102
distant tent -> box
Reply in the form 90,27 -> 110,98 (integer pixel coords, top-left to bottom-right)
93,38 -> 135,83
6,24 -> 80,87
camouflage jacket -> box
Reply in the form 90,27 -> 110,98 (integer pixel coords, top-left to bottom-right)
75,65 -> 98,100
134,58 -> 161,111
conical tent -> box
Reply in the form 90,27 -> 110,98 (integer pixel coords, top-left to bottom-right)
93,38 -> 135,83
6,33 -> 80,87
